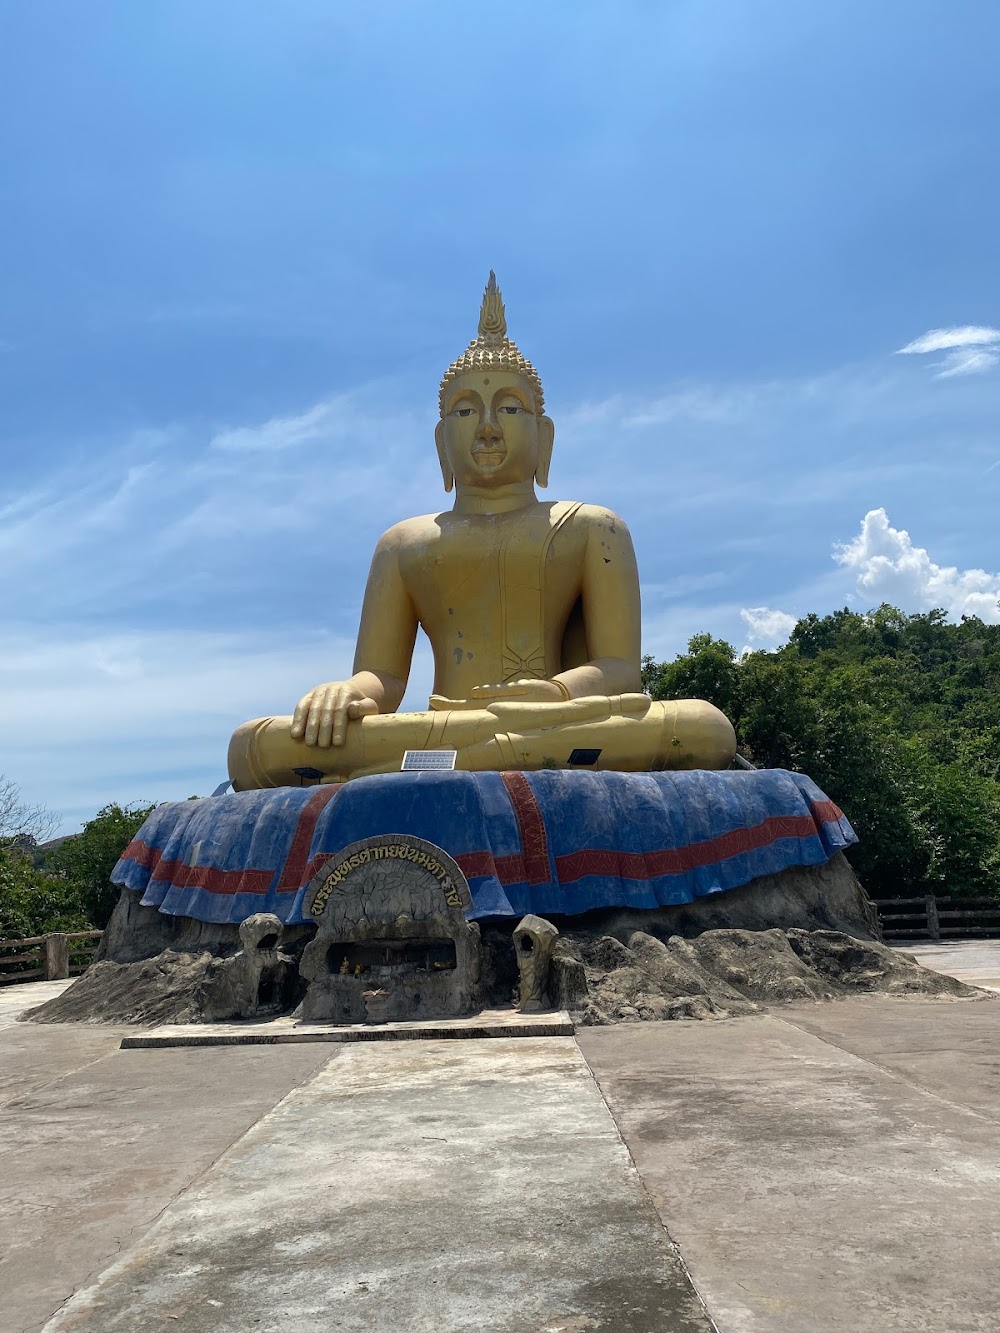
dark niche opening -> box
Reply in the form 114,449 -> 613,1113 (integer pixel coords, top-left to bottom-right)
327,939 -> 457,977
257,970 -> 278,1010
256,934 -> 279,952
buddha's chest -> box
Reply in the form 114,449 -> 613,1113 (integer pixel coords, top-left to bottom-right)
400,508 -> 583,618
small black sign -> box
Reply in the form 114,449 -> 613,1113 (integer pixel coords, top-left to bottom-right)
567,748 -> 602,766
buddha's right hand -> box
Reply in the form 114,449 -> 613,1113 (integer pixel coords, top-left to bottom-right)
290,682 -> 379,748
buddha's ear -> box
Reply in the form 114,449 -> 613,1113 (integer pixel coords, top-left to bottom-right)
434,421 -> 454,493
535,414 -> 555,489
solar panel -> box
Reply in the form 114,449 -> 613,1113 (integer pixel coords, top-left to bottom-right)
401,749 -> 458,771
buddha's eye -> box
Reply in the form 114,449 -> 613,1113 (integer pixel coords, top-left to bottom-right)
500,405 -> 521,415
453,408 -> 474,417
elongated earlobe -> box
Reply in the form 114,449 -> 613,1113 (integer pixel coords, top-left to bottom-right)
434,421 -> 454,493
535,415 -> 554,488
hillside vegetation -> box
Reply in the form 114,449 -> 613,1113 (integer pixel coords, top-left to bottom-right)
0,802 -> 154,940
643,605 -> 1000,900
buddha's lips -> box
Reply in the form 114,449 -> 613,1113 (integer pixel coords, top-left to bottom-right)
473,448 -> 506,466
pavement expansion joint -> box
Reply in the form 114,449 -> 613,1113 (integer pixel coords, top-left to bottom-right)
118,1006 -> 575,1048
774,1006 -> 1000,1127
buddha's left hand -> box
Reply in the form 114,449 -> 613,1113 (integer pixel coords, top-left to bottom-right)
470,678 -> 569,703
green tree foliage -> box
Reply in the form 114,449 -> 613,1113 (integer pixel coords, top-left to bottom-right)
644,607 -> 1000,898
45,803 -> 157,928
0,847 -> 90,940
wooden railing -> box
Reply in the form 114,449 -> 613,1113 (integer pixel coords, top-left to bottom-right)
874,896 -> 1000,941
0,931 -> 103,985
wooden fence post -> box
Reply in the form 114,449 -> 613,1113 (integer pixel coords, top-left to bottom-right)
924,895 -> 941,941
44,933 -> 70,980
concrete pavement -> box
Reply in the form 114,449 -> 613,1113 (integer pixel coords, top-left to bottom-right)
0,981 -> 73,1030
0,986 -> 334,1333
2,947 -> 999,1333
580,993 -> 1000,1333
40,1038 -> 713,1333
893,939 -> 1000,992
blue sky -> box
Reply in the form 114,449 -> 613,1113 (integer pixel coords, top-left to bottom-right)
2,1 -> 999,835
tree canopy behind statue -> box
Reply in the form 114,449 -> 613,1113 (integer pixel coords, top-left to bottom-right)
642,605 -> 1000,900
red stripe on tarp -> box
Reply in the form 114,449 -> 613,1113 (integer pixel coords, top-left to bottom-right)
120,838 -> 156,868
455,850 -> 496,879
276,785 -> 342,890
554,807 -> 835,884
500,772 -> 550,885
810,799 -> 845,825
455,850 -> 528,884
123,842 -> 275,896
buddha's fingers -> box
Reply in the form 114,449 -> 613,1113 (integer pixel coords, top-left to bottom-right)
306,685 -> 345,747
325,691 -> 354,748
290,692 -> 314,739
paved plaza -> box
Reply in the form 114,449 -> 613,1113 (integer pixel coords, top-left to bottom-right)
1,945 -> 998,1332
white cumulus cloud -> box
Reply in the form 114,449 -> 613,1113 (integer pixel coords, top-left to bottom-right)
836,509 -> 1000,622
896,325 -> 1000,378
740,606 -> 797,645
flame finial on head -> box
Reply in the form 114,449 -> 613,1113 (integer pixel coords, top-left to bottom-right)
478,270 -> 507,345
439,272 -> 545,416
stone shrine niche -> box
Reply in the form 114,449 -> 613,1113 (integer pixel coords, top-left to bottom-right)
298,835 -> 482,1023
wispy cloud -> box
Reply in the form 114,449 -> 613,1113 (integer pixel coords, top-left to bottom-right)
835,508 -> 1000,622
211,401 -> 337,451
936,347 -> 1000,378
0,625 -> 358,828
897,326 -> 1000,355
896,325 -> 1000,378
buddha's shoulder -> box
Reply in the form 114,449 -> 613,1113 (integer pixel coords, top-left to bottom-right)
557,500 -> 631,532
374,513 -> 447,549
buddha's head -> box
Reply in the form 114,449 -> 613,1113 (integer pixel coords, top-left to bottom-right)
435,273 -> 555,493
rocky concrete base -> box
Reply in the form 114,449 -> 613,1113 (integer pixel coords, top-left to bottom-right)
559,927 -> 987,1025
24,852 -> 962,1029
26,953 -> 242,1025
29,923 -> 983,1030
95,886 -> 315,964
26,913 -> 300,1027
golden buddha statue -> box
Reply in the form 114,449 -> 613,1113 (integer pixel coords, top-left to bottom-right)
229,274 -> 735,789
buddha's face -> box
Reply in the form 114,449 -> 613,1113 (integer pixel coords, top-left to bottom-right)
435,370 -> 554,492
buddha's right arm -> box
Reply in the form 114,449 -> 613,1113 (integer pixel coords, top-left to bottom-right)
289,531 -> 418,747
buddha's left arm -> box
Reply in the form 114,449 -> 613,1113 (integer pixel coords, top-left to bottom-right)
554,507 -> 642,698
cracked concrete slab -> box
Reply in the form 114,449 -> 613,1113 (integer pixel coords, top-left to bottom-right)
579,996 -> 1000,1333
778,992 -> 1000,1120
39,1038 -> 713,1333
7,973 -> 1000,1333
0,1028 -> 333,1333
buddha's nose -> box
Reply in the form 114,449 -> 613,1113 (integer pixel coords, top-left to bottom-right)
476,413 -> 502,442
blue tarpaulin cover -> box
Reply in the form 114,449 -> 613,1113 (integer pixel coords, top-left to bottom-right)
113,769 -> 856,924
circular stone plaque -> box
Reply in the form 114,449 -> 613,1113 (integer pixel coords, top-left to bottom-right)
304,834 -> 472,924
